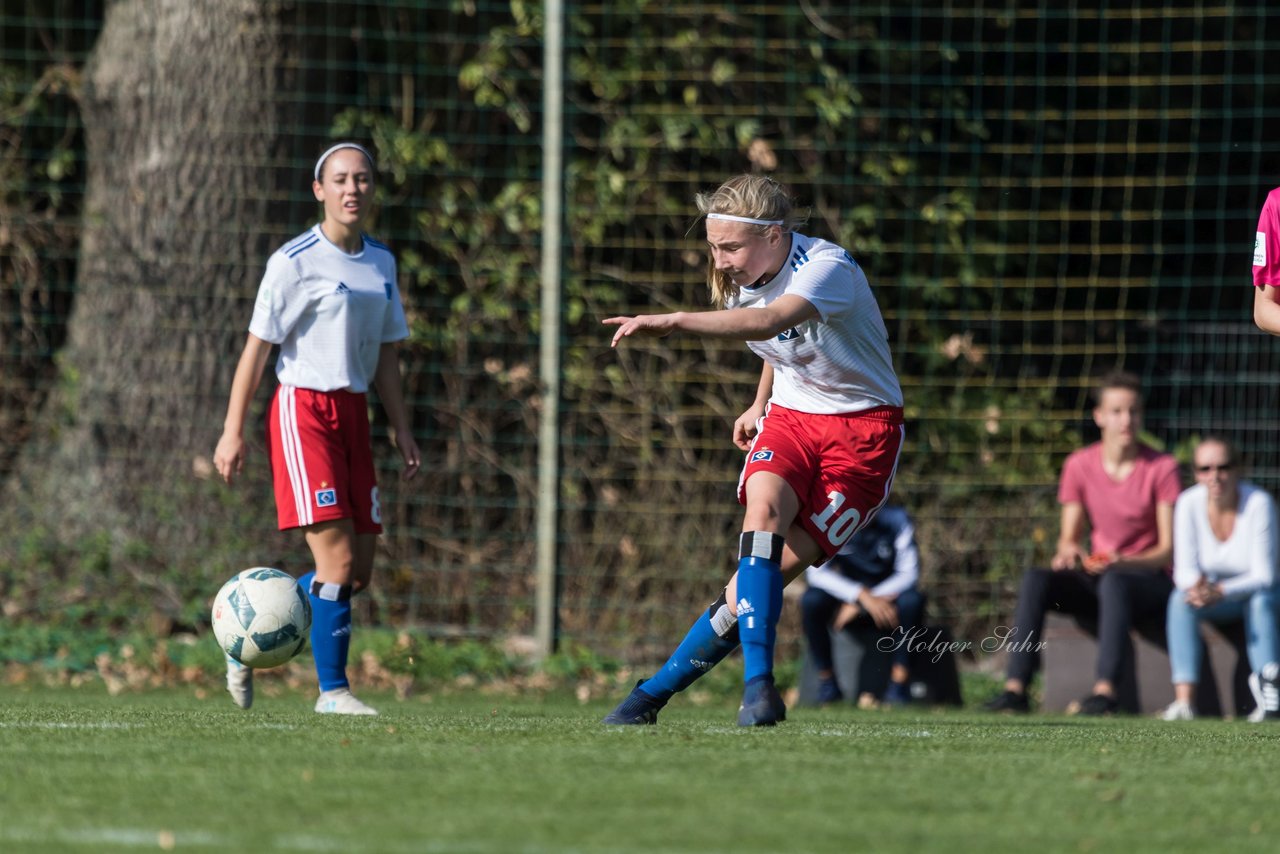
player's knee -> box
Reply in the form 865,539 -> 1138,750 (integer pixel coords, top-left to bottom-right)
742,503 -> 786,531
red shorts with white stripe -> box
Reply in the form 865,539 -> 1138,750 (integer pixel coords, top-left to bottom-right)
737,403 -> 904,560
267,385 -> 382,534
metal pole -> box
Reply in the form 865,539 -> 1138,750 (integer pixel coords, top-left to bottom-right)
535,0 -> 565,660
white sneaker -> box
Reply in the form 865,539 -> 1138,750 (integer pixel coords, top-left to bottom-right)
1159,700 -> 1194,721
1248,672 -> 1266,722
1246,667 -> 1280,722
225,656 -> 253,710
1259,663 -> 1280,721
315,688 -> 378,716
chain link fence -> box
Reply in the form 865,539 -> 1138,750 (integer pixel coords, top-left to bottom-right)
3,1 -> 1279,663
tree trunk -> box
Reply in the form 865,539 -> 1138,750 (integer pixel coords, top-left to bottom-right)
4,1 -> 287,591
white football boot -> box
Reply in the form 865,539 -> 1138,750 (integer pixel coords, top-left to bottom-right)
315,688 -> 378,716
225,655 -> 253,710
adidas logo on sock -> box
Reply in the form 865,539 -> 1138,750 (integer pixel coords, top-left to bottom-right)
690,659 -> 712,672
736,598 -> 754,616
331,625 -> 351,638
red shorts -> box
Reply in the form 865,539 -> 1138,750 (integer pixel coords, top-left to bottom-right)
737,403 -> 904,559
266,386 -> 382,534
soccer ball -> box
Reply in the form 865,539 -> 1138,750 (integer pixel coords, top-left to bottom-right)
211,567 -> 312,668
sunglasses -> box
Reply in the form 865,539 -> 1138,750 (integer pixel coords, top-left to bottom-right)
1195,464 -> 1233,474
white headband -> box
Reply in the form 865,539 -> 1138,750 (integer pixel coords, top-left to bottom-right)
314,142 -> 375,182
705,212 -> 784,226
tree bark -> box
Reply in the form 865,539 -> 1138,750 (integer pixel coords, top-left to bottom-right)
4,1 -> 286,569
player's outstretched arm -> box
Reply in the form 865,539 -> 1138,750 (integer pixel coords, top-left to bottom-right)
600,312 -> 678,346
603,294 -> 818,348
214,333 -> 273,485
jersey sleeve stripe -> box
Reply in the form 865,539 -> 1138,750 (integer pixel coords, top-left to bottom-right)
285,237 -> 321,258
282,228 -> 318,252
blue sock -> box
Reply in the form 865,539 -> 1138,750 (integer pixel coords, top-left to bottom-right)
300,572 -> 352,692
737,532 -> 784,686
639,591 -> 740,702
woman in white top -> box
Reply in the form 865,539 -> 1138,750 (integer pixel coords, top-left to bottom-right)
1163,437 -> 1280,721
214,143 -> 420,716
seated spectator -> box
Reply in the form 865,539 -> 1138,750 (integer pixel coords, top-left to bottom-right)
1161,437 -> 1280,721
984,370 -> 1181,715
801,503 -> 924,706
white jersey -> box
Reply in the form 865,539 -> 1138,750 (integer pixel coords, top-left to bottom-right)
1173,481 -> 1277,598
249,225 -> 409,393
727,233 -> 902,414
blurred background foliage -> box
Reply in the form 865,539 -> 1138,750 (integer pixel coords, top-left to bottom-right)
2,1 -> 1278,665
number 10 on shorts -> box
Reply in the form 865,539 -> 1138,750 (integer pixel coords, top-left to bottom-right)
810,490 -> 862,548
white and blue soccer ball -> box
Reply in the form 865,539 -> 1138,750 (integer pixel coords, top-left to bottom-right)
211,567 -> 311,669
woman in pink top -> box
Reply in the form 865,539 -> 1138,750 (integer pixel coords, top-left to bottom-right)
984,370 -> 1182,715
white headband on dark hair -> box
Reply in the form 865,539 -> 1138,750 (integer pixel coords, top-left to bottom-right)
706,212 -> 783,226
314,142 -> 375,181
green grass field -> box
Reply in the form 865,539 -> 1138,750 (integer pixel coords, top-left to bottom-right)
1,684 -> 1277,853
